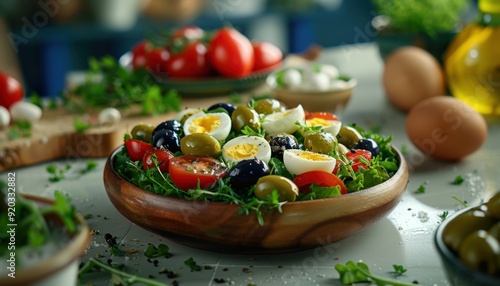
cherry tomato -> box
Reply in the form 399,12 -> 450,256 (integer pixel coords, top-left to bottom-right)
305,111 -> 339,121
208,27 -> 254,78
167,41 -> 212,78
0,72 -> 24,109
131,40 -> 149,69
293,170 -> 347,195
169,155 -> 227,191
146,47 -> 170,74
142,148 -> 174,173
172,25 -> 204,41
334,149 -> 373,174
251,41 -> 282,72
125,139 -> 154,161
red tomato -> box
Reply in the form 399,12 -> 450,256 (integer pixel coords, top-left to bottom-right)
142,148 -> 174,173
146,47 -> 170,74
334,149 -> 373,174
169,155 -> 226,191
305,112 -> 339,121
172,26 -> 204,41
208,28 -> 254,78
125,139 -> 154,162
131,40 -> 149,69
0,72 -> 24,109
166,41 -> 212,77
293,170 -> 347,195
251,41 -> 282,72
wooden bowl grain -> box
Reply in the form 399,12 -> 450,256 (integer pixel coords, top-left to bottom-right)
103,146 -> 409,254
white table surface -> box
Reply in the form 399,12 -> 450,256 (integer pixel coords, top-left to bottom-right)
4,43 -> 499,286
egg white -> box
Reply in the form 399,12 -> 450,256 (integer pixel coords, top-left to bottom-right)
300,117 -> 342,137
283,149 -> 336,175
222,135 -> 271,165
183,112 -> 231,141
262,104 -> 305,135
175,107 -> 202,123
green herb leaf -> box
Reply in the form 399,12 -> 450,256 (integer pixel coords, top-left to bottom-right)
74,118 -> 91,133
184,257 -> 202,271
451,175 -> 464,185
392,264 -> 407,276
414,185 -> 426,194
335,260 -> 415,286
438,211 -> 449,221
144,243 -> 173,258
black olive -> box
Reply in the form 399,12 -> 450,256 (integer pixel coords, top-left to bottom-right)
152,120 -> 182,138
227,159 -> 270,196
207,102 -> 236,117
268,134 -> 299,161
152,129 -> 181,153
353,138 -> 380,156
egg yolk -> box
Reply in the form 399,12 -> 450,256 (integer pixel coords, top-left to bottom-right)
224,144 -> 258,160
307,118 -> 331,127
189,115 -> 220,134
299,151 -> 331,161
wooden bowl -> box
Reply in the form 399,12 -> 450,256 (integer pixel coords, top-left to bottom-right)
103,146 -> 409,254
0,194 -> 91,286
267,74 -> 357,114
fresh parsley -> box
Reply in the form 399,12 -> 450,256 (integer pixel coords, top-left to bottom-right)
335,261 -> 415,286
451,175 -> 464,185
452,195 -> 468,207
438,211 -> 449,221
392,264 -> 408,276
46,164 -> 71,182
184,257 -> 202,272
414,185 -> 426,194
144,243 -> 173,258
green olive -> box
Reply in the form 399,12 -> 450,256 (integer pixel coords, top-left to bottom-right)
231,105 -> 261,132
303,132 -> 337,154
253,98 -> 285,115
458,230 -> 500,275
443,208 -> 496,252
486,192 -> 500,219
254,175 -> 298,202
130,123 -> 155,143
337,125 -> 363,149
180,133 -> 221,157
488,222 -> 500,241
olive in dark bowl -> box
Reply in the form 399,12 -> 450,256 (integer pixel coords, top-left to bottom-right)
434,192 -> 500,286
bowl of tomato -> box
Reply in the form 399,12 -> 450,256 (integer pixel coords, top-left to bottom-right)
122,26 -> 284,97
102,100 -> 409,254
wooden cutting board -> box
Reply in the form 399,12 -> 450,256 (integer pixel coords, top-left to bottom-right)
0,95 -> 252,172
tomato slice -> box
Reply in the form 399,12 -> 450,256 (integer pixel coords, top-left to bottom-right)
293,170 -> 347,195
305,112 -> 339,121
169,155 -> 227,191
142,148 -> 174,173
334,149 -> 373,174
125,139 -> 154,161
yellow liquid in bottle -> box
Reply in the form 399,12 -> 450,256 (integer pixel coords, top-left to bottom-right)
445,19 -> 500,116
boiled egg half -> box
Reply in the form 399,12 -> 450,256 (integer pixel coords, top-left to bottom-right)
183,111 -> 231,141
262,104 -> 305,135
300,117 -> 342,137
283,149 -> 336,175
222,135 -> 271,165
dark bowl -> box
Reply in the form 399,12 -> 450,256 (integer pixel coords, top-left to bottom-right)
434,205 -> 500,286
103,146 -> 409,254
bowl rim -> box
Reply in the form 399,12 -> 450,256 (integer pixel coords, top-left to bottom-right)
107,144 -> 408,208
0,194 -> 91,285
434,204 -> 500,283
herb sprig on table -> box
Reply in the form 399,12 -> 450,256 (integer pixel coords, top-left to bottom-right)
64,56 -> 181,115
335,261 -> 416,286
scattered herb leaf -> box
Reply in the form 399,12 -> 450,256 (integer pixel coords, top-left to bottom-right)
46,164 -> 71,182
392,264 -> 407,276
184,257 -> 202,271
74,118 -> 91,133
414,185 -> 426,194
452,195 -> 468,207
438,211 -> 449,221
451,175 -> 464,185
335,260 -> 415,286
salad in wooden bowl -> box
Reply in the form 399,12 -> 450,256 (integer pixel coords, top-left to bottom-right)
103,98 -> 409,253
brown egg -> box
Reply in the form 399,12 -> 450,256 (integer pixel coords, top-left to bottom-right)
383,46 -> 447,112
406,97 -> 487,161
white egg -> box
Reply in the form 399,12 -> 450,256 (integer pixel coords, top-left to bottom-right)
305,72 -> 331,91
262,104 -> 305,135
0,106 -> 10,127
175,107 -> 202,123
330,79 -> 349,90
9,101 -> 42,122
301,117 -> 342,137
183,111 -> 231,141
283,149 -> 336,175
98,107 -> 121,124
222,135 -> 271,165
283,68 -> 302,89
319,64 -> 340,79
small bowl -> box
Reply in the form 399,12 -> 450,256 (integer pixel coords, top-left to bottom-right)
435,204 -> 500,286
0,194 -> 91,286
103,146 -> 409,254
266,72 -> 357,114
